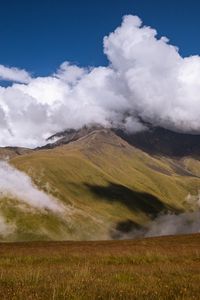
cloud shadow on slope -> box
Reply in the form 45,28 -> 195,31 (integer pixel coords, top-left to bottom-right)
85,181 -> 177,217
84,181 -> 182,238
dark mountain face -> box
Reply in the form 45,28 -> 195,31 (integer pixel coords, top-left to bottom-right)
114,127 -> 200,157
42,125 -> 200,157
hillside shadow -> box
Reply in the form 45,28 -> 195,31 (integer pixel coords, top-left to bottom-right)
85,181 -> 183,239
110,219 -> 146,239
85,181 -> 179,218
114,127 -> 200,158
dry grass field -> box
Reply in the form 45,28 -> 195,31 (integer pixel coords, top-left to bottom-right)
0,233 -> 200,299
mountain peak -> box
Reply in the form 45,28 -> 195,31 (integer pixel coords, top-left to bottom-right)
36,123 -> 200,158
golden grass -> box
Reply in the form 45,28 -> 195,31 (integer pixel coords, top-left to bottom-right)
0,234 -> 200,299
12,130 -> 200,210
5,130 -> 200,241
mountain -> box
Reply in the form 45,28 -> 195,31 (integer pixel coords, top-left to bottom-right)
114,126 -> 200,157
42,124 -> 105,149
1,126 -> 200,241
45,124 -> 200,157
0,146 -> 32,159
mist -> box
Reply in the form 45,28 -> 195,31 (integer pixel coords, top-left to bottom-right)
145,211 -> 200,237
0,161 -> 64,212
0,214 -> 15,237
114,207 -> 200,240
0,15 -> 200,147
112,190 -> 200,239
144,192 -> 200,237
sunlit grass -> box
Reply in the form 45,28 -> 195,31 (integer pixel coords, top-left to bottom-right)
0,234 -> 200,299
6,131 -> 200,241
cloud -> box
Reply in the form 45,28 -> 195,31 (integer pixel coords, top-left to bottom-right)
0,15 -> 200,147
0,161 -> 64,212
113,211 -> 200,240
104,15 -> 200,133
54,61 -> 87,83
0,64 -> 31,83
112,191 -> 200,239
145,211 -> 200,237
0,214 -> 15,237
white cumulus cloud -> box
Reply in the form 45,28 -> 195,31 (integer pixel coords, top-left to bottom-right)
0,64 -> 31,83
0,15 -> 200,147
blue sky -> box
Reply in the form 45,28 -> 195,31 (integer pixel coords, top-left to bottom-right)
1,0 -> 200,147
0,0 -> 200,76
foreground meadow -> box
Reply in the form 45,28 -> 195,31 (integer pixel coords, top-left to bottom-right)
0,234 -> 200,299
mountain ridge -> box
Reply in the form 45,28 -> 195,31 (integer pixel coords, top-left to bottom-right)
39,124 -> 200,158
1,125 -> 200,241
3,124 -> 200,159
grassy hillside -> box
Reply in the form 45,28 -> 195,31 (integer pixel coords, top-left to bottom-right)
0,129 -> 198,241
0,234 -> 200,299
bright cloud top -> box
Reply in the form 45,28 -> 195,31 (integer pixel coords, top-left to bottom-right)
0,15 -> 200,147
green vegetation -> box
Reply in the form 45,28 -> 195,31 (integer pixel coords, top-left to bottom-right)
2,130 -> 197,241
0,234 -> 200,299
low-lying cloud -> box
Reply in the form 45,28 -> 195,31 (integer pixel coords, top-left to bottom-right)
0,161 -> 63,212
118,211 -> 200,239
1,15 -> 200,147
113,192 -> 200,239
145,211 -> 200,237
0,214 -> 15,237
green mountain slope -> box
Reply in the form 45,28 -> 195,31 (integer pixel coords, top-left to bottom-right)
0,128 -> 199,241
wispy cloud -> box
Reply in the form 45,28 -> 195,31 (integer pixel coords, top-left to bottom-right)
0,64 -> 31,83
0,214 -> 15,237
0,161 -> 63,212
